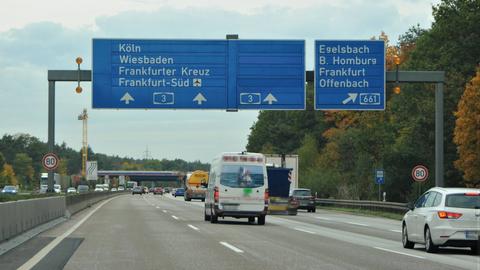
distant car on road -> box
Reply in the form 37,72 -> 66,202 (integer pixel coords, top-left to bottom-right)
402,187 -> 480,254
54,184 -> 62,194
153,187 -> 163,195
290,188 -> 316,212
67,187 -> 77,194
132,186 -> 143,195
143,186 -> 149,194
94,187 -> 104,192
1,185 -> 18,195
174,188 -> 185,197
164,187 -> 170,193
111,188 -> 117,192
39,184 -> 48,194
77,185 -> 89,194
118,186 -> 125,191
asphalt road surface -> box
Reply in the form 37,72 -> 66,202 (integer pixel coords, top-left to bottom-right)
1,194 -> 478,270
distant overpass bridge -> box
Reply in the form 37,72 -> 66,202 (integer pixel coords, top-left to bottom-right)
97,170 -> 185,187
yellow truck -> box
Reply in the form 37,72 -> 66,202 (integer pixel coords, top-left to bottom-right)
184,170 -> 208,201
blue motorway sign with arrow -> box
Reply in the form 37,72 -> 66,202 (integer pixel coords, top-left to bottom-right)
92,39 -> 305,110
314,40 -> 385,110
375,169 -> 385,185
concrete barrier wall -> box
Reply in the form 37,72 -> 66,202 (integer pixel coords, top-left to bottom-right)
0,197 -> 66,242
0,192 -> 126,243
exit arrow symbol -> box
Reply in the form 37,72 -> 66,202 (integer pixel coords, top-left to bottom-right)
120,92 -> 134,105
342,93 -> 358,104
193,93 -> 207,105
263,93 -> 278,105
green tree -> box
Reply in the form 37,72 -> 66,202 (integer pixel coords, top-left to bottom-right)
0,152 -> 5,169
12,153 -> 34,189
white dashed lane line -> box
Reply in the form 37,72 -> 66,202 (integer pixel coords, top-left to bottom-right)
220,242 -> 244,253
294,227 -> 316,234
171,215 -> 179,220
188,224 -> 200,231
373,247 -> 425,259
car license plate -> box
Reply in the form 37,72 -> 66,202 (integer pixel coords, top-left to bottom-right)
222,204 -> 238,211
465,231 -> 478,239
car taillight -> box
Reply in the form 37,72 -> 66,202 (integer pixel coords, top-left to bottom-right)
214,187 -> 219,203
465,192 -> 480,196
438,211 -> 462,219
264,189 -> 269,204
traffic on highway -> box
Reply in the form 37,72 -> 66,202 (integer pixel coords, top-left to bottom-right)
1,0 -> 480,269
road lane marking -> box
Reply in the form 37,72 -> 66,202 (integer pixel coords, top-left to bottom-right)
155,206 -> 160,209
162,210 -> 168,213
294,227 -> 316,234
18,196 -> 120,270
220,242 -> 244,253
171,215 -> 179,220
373,247 -> 425,259
347,222 -> 369,227
390,229 -> 402,233
188,224 -> 199,231
315,217 -> 332,220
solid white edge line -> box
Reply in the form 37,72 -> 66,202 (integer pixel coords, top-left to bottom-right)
188,224 -> 199,231
347,222 -> 369,227
294,227 -> 316,234
171,215 -> 179,220
390,229 -> 402,233
17,196 -> 119,270
219,241 -> 244,253
315,217 -> 332,220
374,247 -> 425,259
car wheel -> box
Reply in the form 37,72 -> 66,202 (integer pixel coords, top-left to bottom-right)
204,209 -> 211,221
248,217 -> 255,224
311,207 -> 316,213
201,198 -> 205,202
471,245 -> 479,254
258,215 -> 266,225
402,224 -> 415,249
210,207 -> 218,223
424,227 -> 438,253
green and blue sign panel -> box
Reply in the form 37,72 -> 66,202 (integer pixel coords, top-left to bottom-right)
92,39 -> 305,110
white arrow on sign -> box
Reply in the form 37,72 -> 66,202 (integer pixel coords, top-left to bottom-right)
120,92 -> 135,104
193,93 -> 207,105
263,93 -> 278,105
342,93 -> 358,104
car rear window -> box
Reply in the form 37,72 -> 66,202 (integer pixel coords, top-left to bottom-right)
221,165 -> 264,188
293,190 -> 311,196
445,193 -> 480,209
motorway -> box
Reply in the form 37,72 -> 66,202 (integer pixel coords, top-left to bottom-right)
1,194 -> 478,270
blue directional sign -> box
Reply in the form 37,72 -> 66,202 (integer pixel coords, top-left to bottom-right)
314,40 -> 385,110
92,39 -> 305,110
375,169 -> 385,185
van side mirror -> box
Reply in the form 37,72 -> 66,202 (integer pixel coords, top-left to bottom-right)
407,201 -> 415,210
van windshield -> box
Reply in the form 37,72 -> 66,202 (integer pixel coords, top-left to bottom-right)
220,165 -> 264,188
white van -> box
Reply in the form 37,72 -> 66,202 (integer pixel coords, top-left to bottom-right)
204,152 -> 269,225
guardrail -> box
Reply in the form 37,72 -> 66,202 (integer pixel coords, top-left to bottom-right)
0,191 -> 126,243
315,198 -> 408,215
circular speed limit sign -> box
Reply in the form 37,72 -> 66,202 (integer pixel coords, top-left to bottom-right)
42,153 -> 59,171
412,165 -> 429,182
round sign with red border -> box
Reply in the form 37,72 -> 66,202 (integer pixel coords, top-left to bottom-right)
412,165 -> 429,182
42,153 -> 59,171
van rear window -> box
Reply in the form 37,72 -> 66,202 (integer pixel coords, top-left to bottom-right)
221,165 -> 264,188
445,193 -> 480,209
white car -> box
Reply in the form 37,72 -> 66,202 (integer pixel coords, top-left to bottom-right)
204,152 -> 268,225
118,186 -> 125,191
94,187 -> 104,192
54,184 -> 62,193
402,187 -> 480,253
110,188 -> 117,192
67,187 -> 77,194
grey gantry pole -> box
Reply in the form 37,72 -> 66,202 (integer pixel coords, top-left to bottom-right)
435,82 -> 444,187
47,81 -> 55,192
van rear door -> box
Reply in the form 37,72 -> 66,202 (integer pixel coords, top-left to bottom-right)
219,164 -> 266,212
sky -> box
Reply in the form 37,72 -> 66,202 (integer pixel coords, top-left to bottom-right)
0,0 -> 440,162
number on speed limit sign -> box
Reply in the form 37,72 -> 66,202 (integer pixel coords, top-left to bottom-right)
42,153 -> 59,171
412,165 -> 429,182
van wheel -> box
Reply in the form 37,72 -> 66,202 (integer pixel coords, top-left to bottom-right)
248,217 -> 255,224
471,245 -> 479,255
204,209 -> 211,221
425,227 -> 438,253
311,208 -> 316,213
210,207 -> 218,223
201,198 -> 205,202
258,215 -> 266,225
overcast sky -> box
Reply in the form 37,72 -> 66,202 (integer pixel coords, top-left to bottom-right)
0,0 -> 439,162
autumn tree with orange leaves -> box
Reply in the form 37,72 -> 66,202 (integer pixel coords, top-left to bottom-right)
454,68 -> 480,187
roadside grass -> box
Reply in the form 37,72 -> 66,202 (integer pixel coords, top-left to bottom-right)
316,205 -> 405,220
